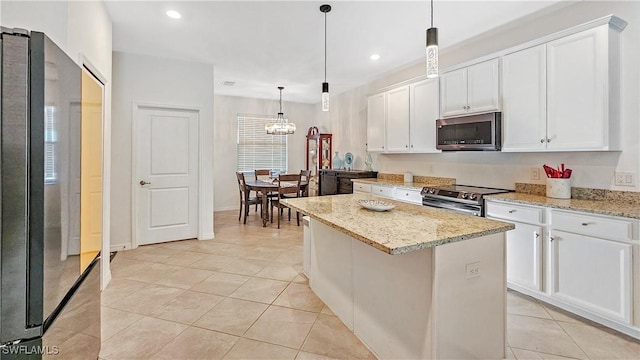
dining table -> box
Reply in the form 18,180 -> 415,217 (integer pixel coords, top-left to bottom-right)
244,179 -> 308,227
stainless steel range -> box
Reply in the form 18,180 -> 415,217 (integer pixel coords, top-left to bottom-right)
420,185 -> 512,216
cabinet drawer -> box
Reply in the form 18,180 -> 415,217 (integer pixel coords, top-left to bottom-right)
395,189 -> 422,205
485,201 -> 544,224
551,210 -> 635,242
371,185 -> 395,199
353,182 -> 371,193
338,178 -> 354,194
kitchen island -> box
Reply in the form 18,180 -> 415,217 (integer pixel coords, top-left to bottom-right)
282,194 -> 515,359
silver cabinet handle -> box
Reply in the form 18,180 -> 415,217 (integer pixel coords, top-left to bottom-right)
508,209 -> 516,213
405,145 -> 408,148
540,139 -> 545,143
581,222 -> 590,226
410,144 -> 413,148
546,138 -> 551,143
534,232 -> 540,238
140,180 -> 151,185
549,236 -> 555,242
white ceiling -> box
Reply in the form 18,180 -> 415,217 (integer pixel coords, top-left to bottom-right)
105,0 -> 566,104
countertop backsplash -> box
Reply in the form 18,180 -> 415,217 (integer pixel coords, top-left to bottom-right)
377,173 -> 456,186
516,182 -> 640,205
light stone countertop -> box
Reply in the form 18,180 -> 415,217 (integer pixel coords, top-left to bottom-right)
350,178 -> 452,191
282,193 -> 514,255
486,192 -> 640,220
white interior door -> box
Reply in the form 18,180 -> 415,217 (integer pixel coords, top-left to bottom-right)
135,106 -> 199,245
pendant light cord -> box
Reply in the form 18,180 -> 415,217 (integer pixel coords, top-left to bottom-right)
430,0 -> 433,27
324,12 -> 327,82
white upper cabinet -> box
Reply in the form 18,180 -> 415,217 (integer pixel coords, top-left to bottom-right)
547,26 -> 609,150
440,68 -> 467,117
502,45 -> 547,151
440,58 -> 500,118
410,78 -> 440,153
385,86 -> 410,152
366,78 -> 439,153
367,93 -> 386,152
501,22 -> 623,152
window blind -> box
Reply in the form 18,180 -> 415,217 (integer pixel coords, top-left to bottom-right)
237,114 -> 288,173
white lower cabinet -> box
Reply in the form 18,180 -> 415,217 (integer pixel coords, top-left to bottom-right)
370,184 -> 395,199
353,182 -> 371,194
549,229 -> 632,324
486,202 -> 545,293
506,222 -> 543,292
394,188 -> 422,205
486,199 -> 639,337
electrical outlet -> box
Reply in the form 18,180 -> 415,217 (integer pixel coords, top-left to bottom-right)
614,172 -> 636,187
465,262 -> 481,279
530,168 -> 540,180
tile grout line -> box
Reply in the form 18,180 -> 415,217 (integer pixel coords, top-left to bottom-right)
534,298 -> 593,360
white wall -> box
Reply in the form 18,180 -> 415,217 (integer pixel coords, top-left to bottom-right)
319,1 -> 640,192
111,51 -> 214,249
1,0 -> 114,288
214,94 -> 317,211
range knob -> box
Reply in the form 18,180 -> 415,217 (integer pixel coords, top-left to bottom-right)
428,188 -> 436,194
461,192 -> 468,199
469,193 -> 478,200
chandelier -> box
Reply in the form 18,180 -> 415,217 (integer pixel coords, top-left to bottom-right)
265,86 -> 296,135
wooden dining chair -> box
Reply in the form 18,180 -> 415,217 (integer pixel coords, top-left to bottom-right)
300,169 -> 311,197
270,173 -> 301,229
254,169 -> 279,210
236,172 -> 262,224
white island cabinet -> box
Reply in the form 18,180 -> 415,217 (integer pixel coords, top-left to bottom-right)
284,194 -> 514,359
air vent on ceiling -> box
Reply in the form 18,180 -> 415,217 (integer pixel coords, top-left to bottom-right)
222,81 -> 236,87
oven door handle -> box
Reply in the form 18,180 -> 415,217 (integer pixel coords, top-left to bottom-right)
422,198 -> 482,216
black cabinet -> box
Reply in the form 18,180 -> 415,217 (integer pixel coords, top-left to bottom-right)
319,170 -> 378,196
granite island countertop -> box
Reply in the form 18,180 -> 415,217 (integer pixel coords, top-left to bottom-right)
282,193 -> 514,255
486,192 -> 640,220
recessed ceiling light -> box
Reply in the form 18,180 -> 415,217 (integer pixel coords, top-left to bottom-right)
370,54 -> 380,61
166,10 -> 181,19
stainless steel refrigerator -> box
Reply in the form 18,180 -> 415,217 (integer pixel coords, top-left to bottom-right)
0,28 -> 100,359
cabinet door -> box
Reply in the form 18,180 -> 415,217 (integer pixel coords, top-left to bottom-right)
547,26 -> 607,150
410,79 -> 440,153
319,172 -> 338,196
549,230 -> 632,324
501,46 -> 547,151
506,222 -> 543,292
385,86 -> 410,152
467,58 -> 500,114
440,68 -> 467,117
367,93 -> 386,152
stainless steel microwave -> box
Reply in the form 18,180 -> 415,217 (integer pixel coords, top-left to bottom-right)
436,112 -> 501,151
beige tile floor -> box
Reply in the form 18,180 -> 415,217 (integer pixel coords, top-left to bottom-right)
100,210 -> 640,360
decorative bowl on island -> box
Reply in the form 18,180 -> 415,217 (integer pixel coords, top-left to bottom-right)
358,199 -> 395,212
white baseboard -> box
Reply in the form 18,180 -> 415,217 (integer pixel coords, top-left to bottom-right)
110,243 -> 129,252
101,269 -> 112,291
198,233 -> 215,240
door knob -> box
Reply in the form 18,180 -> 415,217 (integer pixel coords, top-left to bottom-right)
139,180 -> 151,185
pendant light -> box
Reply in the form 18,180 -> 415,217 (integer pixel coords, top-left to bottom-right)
426,0 -> 439,78
320,4 -> 331,111
265,86 -> 296,135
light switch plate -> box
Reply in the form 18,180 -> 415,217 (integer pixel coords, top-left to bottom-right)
614,172 -> 636,187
